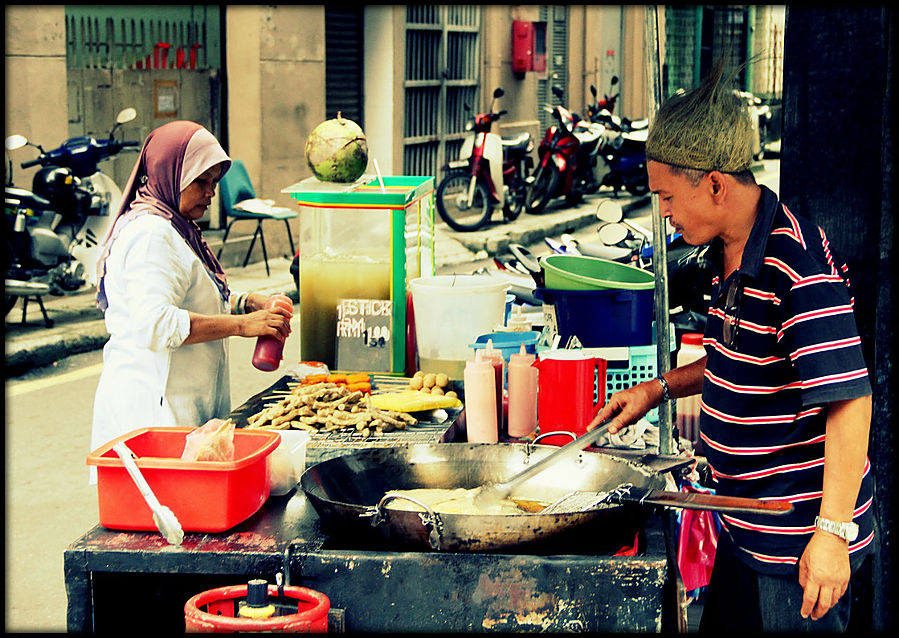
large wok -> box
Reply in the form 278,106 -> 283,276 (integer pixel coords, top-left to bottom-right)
300,442 -> 785,553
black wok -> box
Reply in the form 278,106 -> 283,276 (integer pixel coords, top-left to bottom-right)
301,442 -> 741,553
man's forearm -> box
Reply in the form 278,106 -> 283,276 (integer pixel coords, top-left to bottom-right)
819,394 -> 872,524
661,355 -> 707,401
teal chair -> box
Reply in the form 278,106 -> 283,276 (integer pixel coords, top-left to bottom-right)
216,159 -> 297,276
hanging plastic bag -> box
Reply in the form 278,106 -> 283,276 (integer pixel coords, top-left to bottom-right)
181,418 -> 236,462
676,482 -> 720,596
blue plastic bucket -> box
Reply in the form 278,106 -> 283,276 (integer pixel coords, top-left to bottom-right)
535,287 -> 654,347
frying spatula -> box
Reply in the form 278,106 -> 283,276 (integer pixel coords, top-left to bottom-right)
472,420 -> 614,509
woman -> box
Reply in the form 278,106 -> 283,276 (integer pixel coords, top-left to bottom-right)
90,121 -> 292,475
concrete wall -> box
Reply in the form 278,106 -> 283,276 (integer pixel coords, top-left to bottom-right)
5,5 -> 69,187
224,5 -> 325,258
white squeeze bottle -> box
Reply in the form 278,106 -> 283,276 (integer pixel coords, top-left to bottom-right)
507,344 -> 538,438
464,358 -> 498,443
675,333 -> 706,452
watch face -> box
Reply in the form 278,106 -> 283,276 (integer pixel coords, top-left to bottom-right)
846,523 -> 859,542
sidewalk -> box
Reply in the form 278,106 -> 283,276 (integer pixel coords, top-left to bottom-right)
3,191 -> 647,378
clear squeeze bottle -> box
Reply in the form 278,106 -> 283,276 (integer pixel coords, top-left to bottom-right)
675,332 -> 706,452
463,358 -> 498,443
507,344 -> 537,438
252,293 -> 293,372
476,340 -> 505,435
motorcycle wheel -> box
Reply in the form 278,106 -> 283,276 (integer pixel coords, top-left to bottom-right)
524,164 -> 559,214
503,181 -> 526,222
626,177 -> 649,197
435,172 -> 493,232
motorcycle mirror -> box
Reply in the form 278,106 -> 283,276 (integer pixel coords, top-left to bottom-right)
493,88 -> 504,99
596,199 -> 624,224
590,84 -> 597,98
598,222 -> 629,246
5,135 -> 28,151
551,85 -> 564,99
610,75 -> 619,86
116,107 -> 137,125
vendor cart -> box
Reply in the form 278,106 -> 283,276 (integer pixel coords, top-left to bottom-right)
66,374 -> 696,633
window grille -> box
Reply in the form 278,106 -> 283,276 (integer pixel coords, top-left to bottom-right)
537,5 -> 568,132
403,6 -> 480,178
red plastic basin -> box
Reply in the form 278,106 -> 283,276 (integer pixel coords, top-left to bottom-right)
87,427 -> 280,533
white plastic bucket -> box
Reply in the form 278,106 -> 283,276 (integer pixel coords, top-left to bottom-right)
410,275 -> 510,379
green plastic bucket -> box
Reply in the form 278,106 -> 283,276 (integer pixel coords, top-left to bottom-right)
542,254 -> 655,291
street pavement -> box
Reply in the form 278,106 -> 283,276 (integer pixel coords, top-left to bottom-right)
4,189 -> 648,379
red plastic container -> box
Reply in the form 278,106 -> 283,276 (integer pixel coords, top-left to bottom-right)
533,351 -> 607,446
87,427 -> 281,533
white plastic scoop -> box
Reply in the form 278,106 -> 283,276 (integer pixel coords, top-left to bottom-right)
113,442 -> 184,546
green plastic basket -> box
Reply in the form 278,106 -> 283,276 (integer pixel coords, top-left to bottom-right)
542,254 -> 655,291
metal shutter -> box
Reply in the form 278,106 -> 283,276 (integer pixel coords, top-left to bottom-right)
325,7 -> 364,127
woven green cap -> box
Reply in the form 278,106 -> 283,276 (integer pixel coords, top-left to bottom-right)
646,62 -> 754,173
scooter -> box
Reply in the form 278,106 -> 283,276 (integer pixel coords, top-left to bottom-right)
524,86 -> 604,214
585,76 -> 621,121
435,88 -> 534,232
5,107 -> 141,310
735,90 -> 772,160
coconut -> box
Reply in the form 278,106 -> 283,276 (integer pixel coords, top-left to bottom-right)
305,112 -> 369,183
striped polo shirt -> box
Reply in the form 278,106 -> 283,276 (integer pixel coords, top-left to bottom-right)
699,185 -> 875,576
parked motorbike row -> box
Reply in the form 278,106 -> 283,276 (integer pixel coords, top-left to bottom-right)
436,78 -> 776,233
436,77 -> 652,232
5,108 -> 141,315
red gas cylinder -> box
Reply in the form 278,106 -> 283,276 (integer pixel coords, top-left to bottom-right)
184,583 -> 329,633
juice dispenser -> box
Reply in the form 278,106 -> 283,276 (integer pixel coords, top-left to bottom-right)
282,175 -> 435,373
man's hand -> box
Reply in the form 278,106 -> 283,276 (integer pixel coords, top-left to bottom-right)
798,531 -> 851,620
587,379 -> 662,435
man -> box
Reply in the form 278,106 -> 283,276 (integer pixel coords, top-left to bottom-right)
588,62 -> 875,631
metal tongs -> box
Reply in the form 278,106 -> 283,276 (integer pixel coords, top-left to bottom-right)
113,441 -> 184,546
472,420 -> 614,509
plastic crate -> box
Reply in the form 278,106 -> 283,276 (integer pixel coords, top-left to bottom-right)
585,336 -> 675,424
87,427 -> 281,533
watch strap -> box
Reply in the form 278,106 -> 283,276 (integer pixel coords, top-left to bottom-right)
814,516 -> 859,542
656,375 -> 671,402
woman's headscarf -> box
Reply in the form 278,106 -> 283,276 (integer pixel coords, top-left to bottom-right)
96,121 -> 232,311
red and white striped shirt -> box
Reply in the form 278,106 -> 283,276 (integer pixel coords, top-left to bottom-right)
699,186 -> 874,575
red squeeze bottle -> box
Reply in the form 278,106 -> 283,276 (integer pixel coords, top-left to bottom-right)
252,294 -> 293,371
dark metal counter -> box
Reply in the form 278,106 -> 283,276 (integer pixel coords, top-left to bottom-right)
64,485 -> 681,632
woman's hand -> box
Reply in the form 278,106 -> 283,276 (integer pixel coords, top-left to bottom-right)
239,294 -> 293,340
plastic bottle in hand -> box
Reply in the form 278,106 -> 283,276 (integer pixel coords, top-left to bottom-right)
252,294 -> 293,372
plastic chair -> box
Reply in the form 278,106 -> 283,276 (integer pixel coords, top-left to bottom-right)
216,159 -> 297,276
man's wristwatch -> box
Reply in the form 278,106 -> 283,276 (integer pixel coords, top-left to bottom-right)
656,375 -> 671,402
814,516 -> 859,542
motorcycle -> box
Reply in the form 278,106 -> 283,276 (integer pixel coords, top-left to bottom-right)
585,76 -> 621,120
586,77 -> 650,134
5,107 -> 141,311
735,90 -> 772,160
524,86 -> 604,214
435,88 -> 534,232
